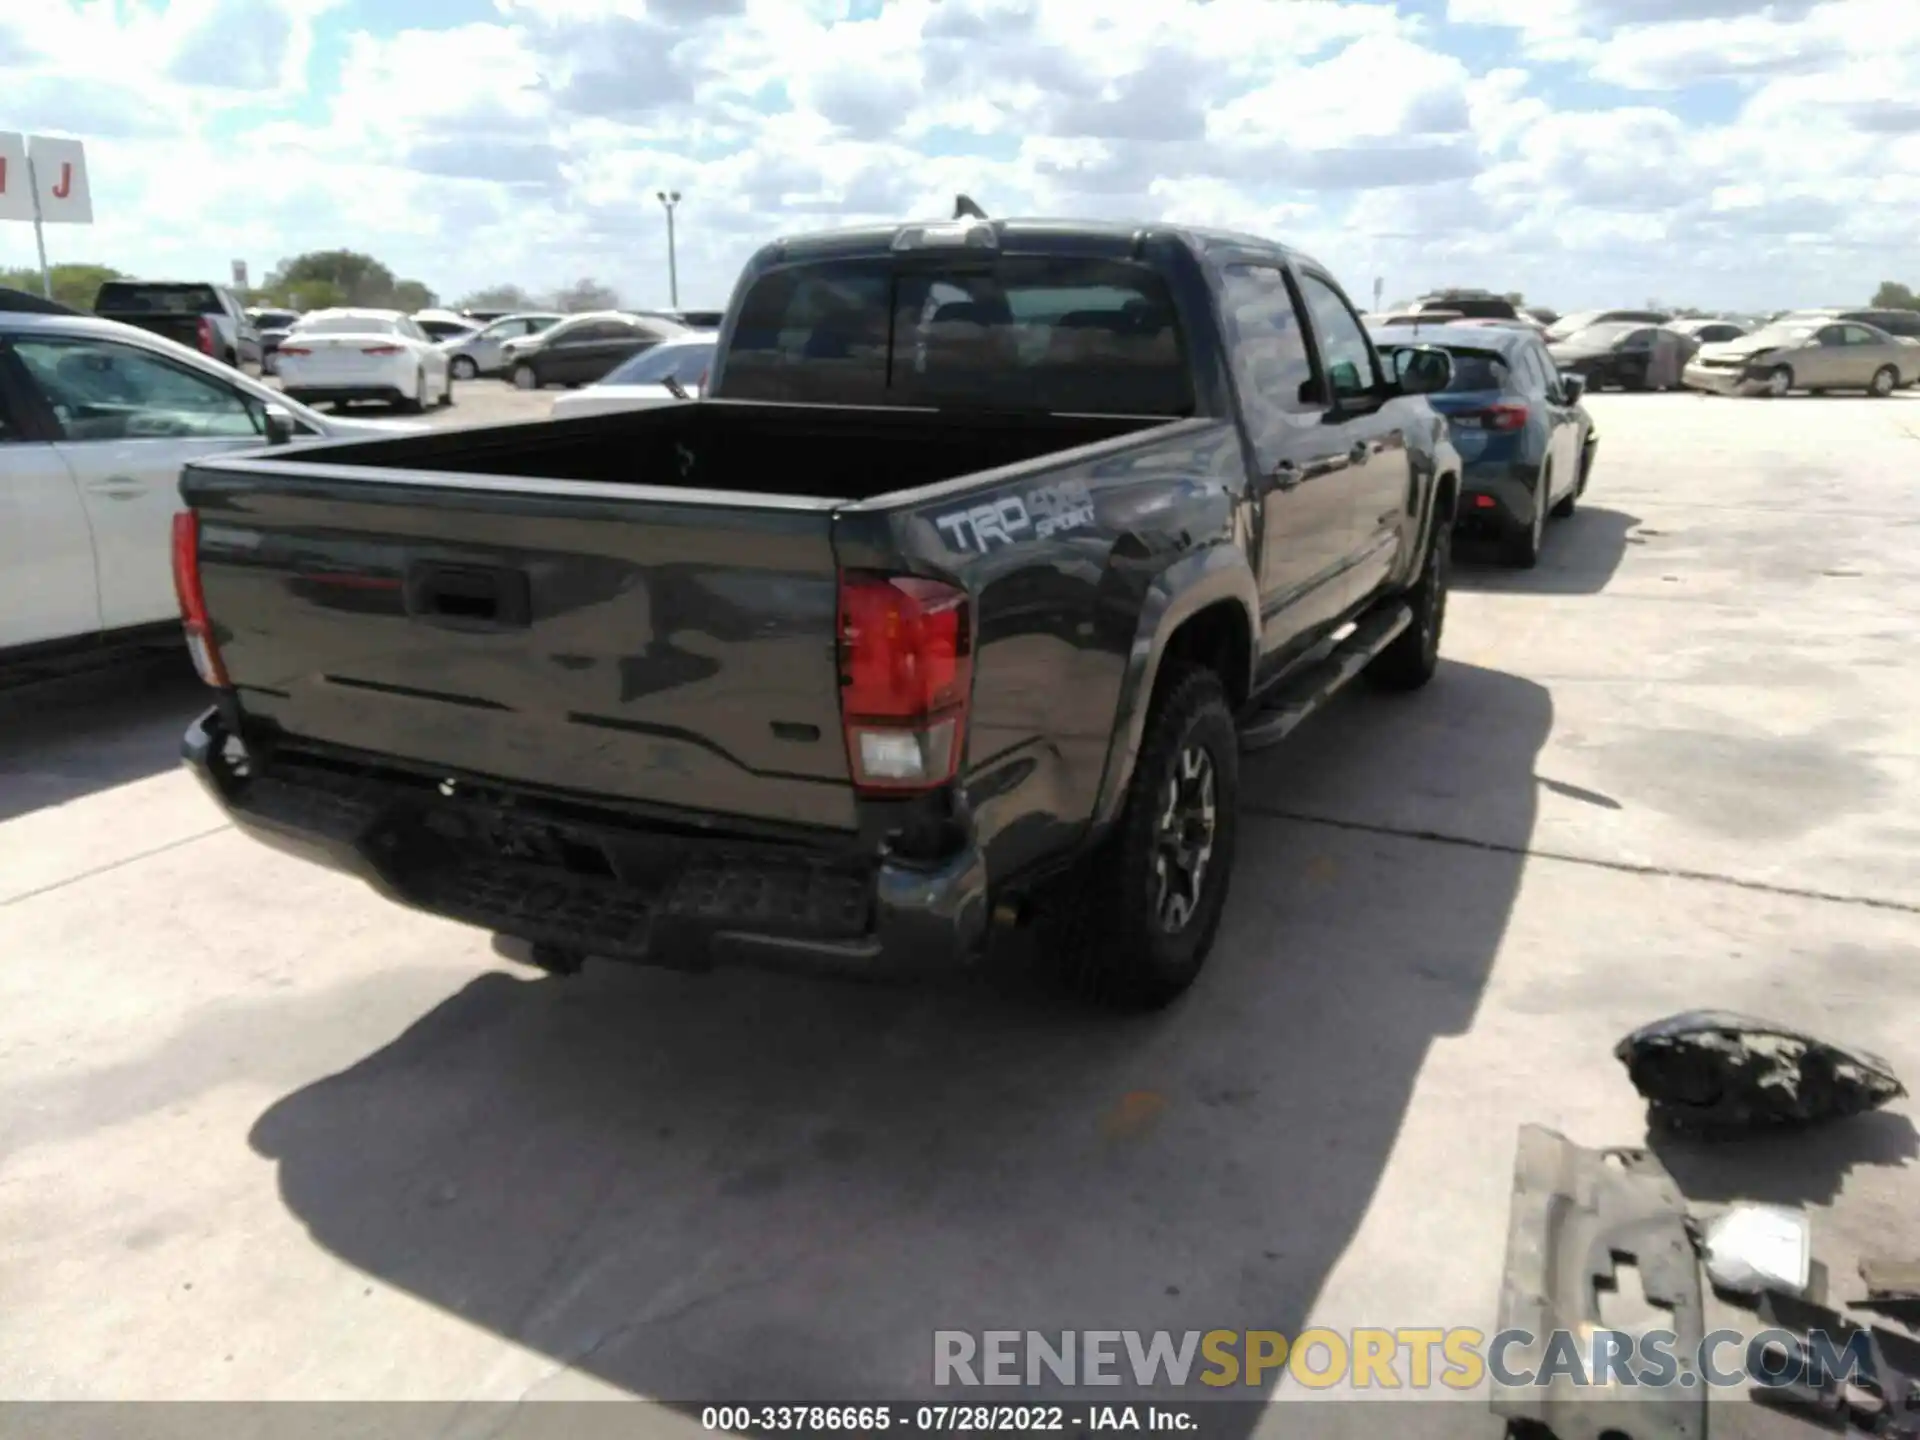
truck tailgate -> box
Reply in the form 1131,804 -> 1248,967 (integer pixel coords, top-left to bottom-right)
184,463 -> 858,831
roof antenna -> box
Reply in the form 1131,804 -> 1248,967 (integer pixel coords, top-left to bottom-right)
953,194 -> 988,221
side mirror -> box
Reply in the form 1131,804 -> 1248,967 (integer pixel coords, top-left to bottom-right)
1391,344 -> 1453,396
262,402 -> 294,446
1560,372 -> 1587,403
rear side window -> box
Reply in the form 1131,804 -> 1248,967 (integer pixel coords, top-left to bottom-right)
296,315 -> 400,336
720,256 -> 1194,415
94,283 -> 223,315
1440,349 -> 1510,392
1429,297 -> 1516,320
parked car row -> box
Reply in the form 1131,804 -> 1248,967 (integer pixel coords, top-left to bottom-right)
0,307 -> 424,670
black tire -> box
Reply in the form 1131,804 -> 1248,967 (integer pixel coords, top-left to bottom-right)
1367,507 -> 1449,692
438,372 -> 456,408
1764,365 -> 1793,398
1869,366 -> 1897,398
1502,467 -> 1547,568
512,362 -> 540,390
396,369 -> 426,414
1551,469 -> 1577,518
1038,665 -> 1239,1010
1575,438 -> 1596,497
450,355 -> 478,381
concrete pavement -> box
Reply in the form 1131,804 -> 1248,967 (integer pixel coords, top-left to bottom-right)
2,391 -> 1914,1435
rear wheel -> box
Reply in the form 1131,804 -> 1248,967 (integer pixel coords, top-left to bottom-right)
438,370 -> 456,407
1037,665 -> 1239,1010
1502,467 -> 1547,568
1551,461 -> 1578,517
1869,366 -> 1897,397
1367,508 -> 1449,692
396,368 -> 426,414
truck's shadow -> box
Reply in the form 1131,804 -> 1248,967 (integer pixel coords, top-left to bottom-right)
0,652 -> 205,823
1452,506 -> 1639,596
248,660 -> 1551,1429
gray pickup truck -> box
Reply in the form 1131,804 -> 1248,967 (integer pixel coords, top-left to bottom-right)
92,280 -> 259,372
174,216 -> 1460,1008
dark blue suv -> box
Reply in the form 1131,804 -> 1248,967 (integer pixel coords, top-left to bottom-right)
1371,321 -> 1598,568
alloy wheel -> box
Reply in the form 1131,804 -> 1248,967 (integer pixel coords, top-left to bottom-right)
1152,744 -> 1217,934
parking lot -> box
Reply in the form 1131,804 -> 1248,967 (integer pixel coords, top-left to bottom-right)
275,374 -> 561,429
2,391 -> 1916,1429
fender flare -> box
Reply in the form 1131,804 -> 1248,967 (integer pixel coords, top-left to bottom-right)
1089,542 -> 1260,830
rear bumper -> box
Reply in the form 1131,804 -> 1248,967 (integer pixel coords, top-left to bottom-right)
183,707 -> 990,981
281,385 -> 411,405
1453,460 -> 1538,533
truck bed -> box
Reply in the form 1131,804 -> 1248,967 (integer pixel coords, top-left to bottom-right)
180,399 -> 1187,838
271,397 -> 1164,500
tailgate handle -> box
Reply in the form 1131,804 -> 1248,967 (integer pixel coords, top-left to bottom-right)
405,562 -> 531,630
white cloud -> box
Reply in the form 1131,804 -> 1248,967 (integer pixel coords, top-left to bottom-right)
0,0 -> 1916,313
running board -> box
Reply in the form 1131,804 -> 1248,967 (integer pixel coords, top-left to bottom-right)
1236,603 -> 1413,752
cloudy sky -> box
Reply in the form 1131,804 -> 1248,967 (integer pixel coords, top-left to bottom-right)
1,0 -> 1916,314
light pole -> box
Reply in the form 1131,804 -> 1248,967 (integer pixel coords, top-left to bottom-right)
656,190 -> 681,309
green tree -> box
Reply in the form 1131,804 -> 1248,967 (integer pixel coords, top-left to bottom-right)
390,279 -> 436,312
278,278 -> 348,312
258,250 -> 436,311
0,261 -> 125,311
1870,281 -> 1918,310
552,277 -> 621,312
457,283 -> 539,312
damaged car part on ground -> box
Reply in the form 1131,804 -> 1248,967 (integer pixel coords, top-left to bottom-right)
1493,1125 -> 1707,1440
1857,1259 -> 1920,1330
1615,1011 -> 1907,1137
1752,1291 -> 1920,1437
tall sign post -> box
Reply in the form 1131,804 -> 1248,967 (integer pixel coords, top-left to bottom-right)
0,133 -> 94,297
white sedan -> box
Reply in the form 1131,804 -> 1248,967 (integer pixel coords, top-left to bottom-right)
547,333 -> 716,420
275,308 -> 454,413
0,309 -> 423,674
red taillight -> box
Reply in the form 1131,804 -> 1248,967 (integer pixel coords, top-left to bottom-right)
361,344 -> 402,355
196,316 -> 216,356
278,345 -> 312,357
170,511 -> 229,687
1474,402 -> 1529,431
836,572 -> 973,792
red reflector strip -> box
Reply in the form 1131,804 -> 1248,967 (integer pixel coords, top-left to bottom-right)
170,511 -> 230,688
361,344 -> 403,355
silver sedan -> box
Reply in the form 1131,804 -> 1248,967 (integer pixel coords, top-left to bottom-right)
439,312 -> 565,380
1685,319 -> 1915,397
